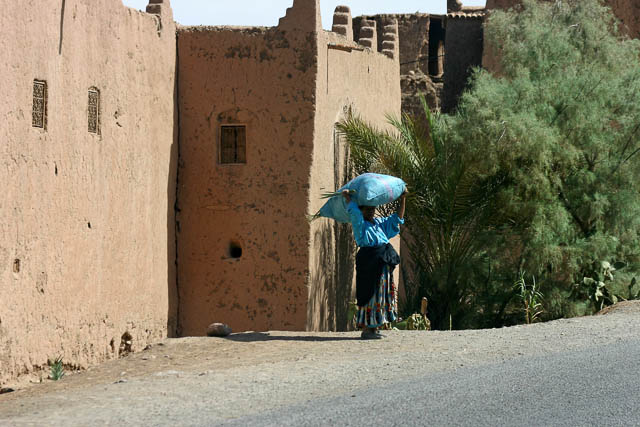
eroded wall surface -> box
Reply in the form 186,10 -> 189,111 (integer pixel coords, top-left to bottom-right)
609,0 -> 640,39
176,9 -> 319,334
356,14 -> 444,115
0,0 -> 177,386
307,14 -> 402,331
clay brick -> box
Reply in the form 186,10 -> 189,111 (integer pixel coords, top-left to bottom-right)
383,32 -> 397,42
146,4 -> 162,14
359,39 -> 374,48
332,25 -> 349,36
384,25 -> 397,34
359,27 -> 375,38
333,12 -> 350,25
382,40 -> 395,50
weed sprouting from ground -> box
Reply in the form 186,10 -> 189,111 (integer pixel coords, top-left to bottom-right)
49,356 -> 65,381
515,272 -> 544,324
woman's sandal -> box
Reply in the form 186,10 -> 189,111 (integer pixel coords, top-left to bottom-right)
360,329 -> 384,340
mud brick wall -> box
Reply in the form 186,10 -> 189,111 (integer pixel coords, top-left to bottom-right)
0,0 -> 178,386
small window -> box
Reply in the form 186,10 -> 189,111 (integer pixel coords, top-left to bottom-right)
88,87 -> 100,134
220,125 -> 246,164
428,18 -> 445,78
32,80 -> 47,129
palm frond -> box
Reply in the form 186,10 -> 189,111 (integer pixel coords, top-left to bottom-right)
337,102 -> 504,329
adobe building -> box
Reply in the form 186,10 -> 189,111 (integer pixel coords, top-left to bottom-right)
0,0 -> 400,386
356,0 -> 485,116
176,3 -> 401,335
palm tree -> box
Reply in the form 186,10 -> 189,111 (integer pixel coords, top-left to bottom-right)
337,98 -> 503,329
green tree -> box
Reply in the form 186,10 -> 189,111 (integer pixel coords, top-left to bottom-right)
337,100 -> 502,329
452,0 -> 640,316
338,0 -> 640,328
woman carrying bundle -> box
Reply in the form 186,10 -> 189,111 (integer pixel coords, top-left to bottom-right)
342,188 -> 407,340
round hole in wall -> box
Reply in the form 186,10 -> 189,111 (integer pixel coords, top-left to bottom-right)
229,242 -> 243,259
119,332 -> 133,356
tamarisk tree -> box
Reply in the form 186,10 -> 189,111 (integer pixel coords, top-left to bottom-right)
452,0 -> 640,316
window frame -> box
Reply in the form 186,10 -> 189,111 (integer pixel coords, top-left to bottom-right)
87,87 -> 101,135
32,80 -> 48,130
219,124 -> 247,165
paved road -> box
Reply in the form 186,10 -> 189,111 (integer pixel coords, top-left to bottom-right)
1,303 -> 639,426
228,339 -> 640,427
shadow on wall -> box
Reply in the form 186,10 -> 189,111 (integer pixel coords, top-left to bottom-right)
333,220 -> 356,330
309,217 -> 356,332
167,49 -> 179,337
309,121 -> 356,332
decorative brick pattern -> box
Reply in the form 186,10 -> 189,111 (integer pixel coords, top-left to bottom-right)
32,80 -> 47,129
88,88 -> 100,134
381,22 -> 398,59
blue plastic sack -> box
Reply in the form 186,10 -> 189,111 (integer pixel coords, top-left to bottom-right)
316,173 -> 406,223
317,195 -> 352,223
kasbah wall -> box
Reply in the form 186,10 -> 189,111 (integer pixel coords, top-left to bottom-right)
1,0 -> 400,386
0,0 -> 178,386
176,0 -> 400,335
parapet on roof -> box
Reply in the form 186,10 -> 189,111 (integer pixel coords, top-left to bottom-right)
447,0 -> 486,19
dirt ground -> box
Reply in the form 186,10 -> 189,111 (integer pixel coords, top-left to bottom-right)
0,301 -> 639,425
2,300 -> 639,398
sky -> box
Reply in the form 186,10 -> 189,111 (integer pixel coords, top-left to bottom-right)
120,0 -> 487,28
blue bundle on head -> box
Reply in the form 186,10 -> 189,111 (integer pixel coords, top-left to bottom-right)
316,173 -> 406,223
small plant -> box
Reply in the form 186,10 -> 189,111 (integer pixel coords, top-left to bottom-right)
515,272 -> 544,324
49,356 -> 65,381
406,313 -> 429,330
395,297 -> 431,330
347,300 -> 359,329
576,261 -> 627,311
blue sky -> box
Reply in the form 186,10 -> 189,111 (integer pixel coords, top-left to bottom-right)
121,0 -> 487,28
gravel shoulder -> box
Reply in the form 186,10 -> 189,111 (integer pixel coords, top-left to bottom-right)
1,301 -> 639,426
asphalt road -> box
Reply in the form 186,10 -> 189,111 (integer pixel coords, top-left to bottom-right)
227,339 -> 640,427
2,304 -> 639,427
